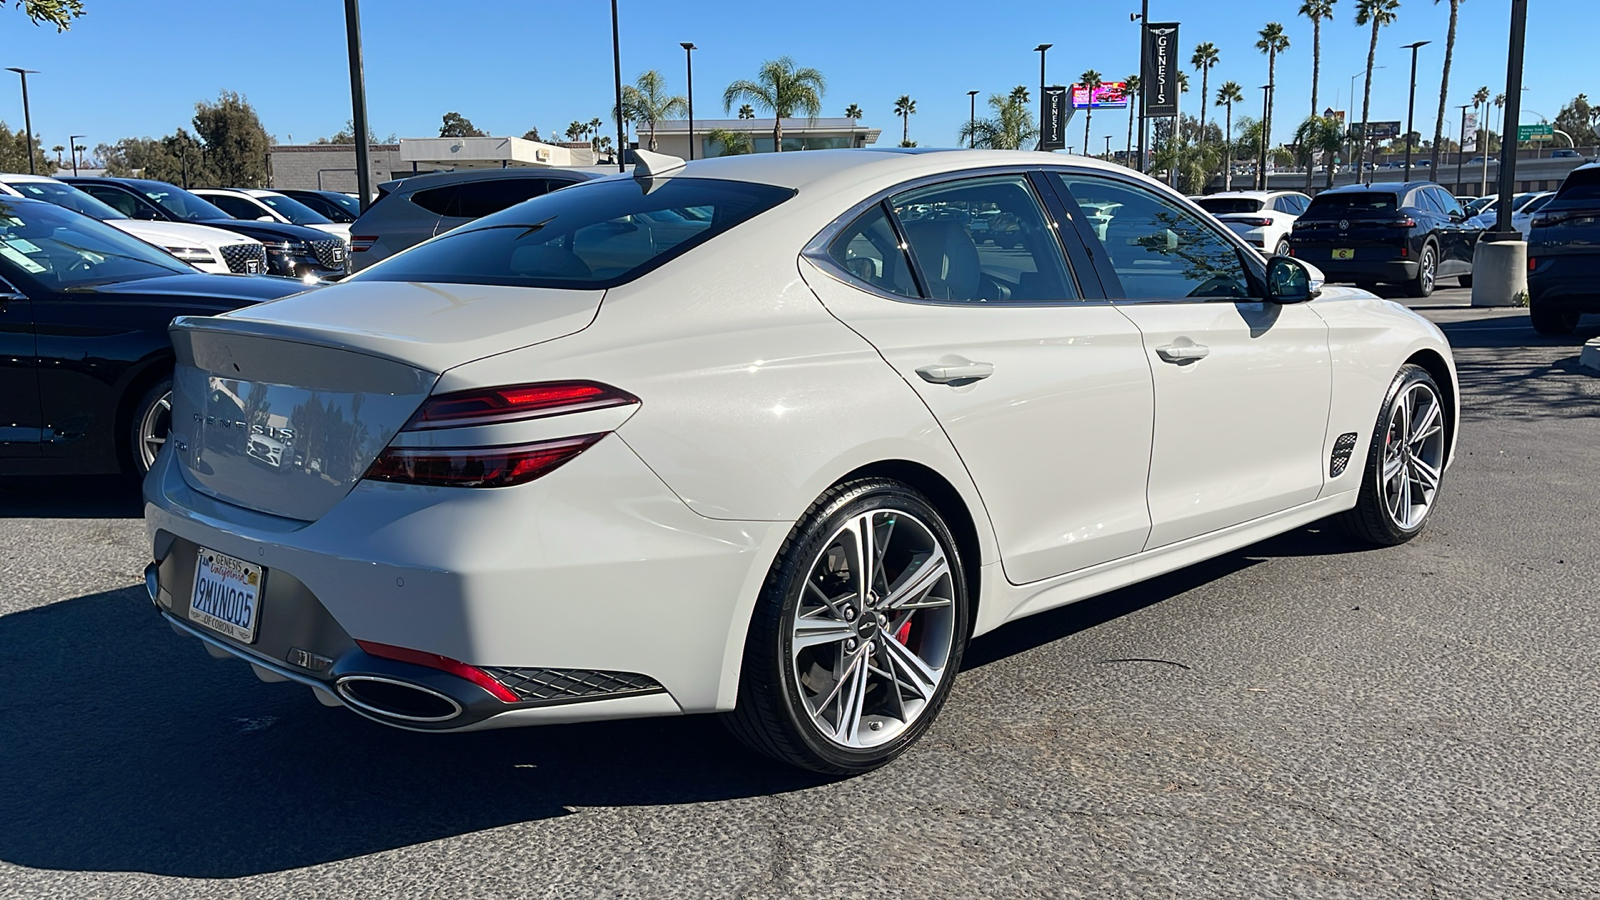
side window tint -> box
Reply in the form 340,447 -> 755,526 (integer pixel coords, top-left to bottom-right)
450,179 -> 551,219
1273,197 -> 1292,214
409,185 -> 458,216
826,203 -> 920,299
1435,189 -> 1465,218
83,186 -> 138,217
1052,173 -> 1257,301
209,194 -> 263,219
889,175 -> 1077,303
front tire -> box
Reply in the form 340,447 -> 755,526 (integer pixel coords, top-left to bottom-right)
1529,300 -> 1579,336
725,478 -> 970,775
1340,365 -> 1447,546
1458,274 -> 1473,288
1405,243 -> 1438,298
129,378 -> 173,476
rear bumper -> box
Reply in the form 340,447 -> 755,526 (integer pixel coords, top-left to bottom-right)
143,434 -> 787,730
1302,259 -> 1418,283
1529,254 -> 1600,311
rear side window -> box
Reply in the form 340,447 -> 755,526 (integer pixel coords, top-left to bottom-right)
447,178 -> 552,219
207,193 -> 267,220
1195,197 -> 1264,215
1303,192 -> 1399,216
827,204 -> 919,299
353,177 -> 794,289
408,185 -> 458,215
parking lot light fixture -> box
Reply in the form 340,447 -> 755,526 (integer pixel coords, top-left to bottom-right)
1035,44 -> 1052,151
681,43 -> 697,160
967,90 -> 979,148
612,0 -> 625,172
1401,41 -> 1431,181
6,68 -> 39,175
69,134 -> 86,176
341,1 -> 372,212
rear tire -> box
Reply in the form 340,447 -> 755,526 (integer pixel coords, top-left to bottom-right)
1339,365 -> 1447,546
1529,300 -> 1580,336
725,478 -> 970,775
1274,239 -> 1291,257
128,378 -> 173,477
1458,274 -> 1473,288
1405,243 -> 1438,298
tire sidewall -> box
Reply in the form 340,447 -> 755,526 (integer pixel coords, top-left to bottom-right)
128,378 -> 173,476
767,482 -> 970,773
1363,365 -> 1442,541
1413,243 -> 1437,297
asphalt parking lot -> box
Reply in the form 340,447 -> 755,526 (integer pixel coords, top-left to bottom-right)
2,287 -> 1598,899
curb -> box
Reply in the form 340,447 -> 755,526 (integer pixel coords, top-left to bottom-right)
1581,338 -> 1600,376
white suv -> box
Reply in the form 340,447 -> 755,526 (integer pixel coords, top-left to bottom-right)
1193,190 -> 1311,257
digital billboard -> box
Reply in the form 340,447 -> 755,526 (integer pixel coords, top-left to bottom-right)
1071,81 -> 1130,110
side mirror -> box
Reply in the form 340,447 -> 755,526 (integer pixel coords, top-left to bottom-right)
1265,256 -> 1323,304
256,215 -> 275,222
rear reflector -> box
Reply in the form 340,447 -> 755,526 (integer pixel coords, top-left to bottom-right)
356,640 -> 520,703
404,381 -> 639,431
350,235 -> 376,252
364,434 -> 604,488
1529,257 -> 1537,271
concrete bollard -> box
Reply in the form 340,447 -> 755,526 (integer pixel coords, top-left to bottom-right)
1471,239 -> 1528,307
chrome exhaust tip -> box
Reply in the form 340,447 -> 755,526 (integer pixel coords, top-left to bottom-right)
335,675 -> 464,723
144,562 -> 160,604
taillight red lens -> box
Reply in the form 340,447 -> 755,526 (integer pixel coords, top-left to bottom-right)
350,235 -> 376,252
1389,217 -> 1417,228
364,434 -> 603,488
404,381 -> 638,430
1529,257 -> 1537,271
356,640 -> 520,703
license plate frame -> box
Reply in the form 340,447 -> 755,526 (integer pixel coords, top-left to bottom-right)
189,548 -> 264,644
1333,248 -> 1356,260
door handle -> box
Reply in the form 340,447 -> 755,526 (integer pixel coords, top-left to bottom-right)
1155,341 -> 1210,363
915,361 -> 995,384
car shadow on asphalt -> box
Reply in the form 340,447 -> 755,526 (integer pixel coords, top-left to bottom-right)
1431,315 -> 1600,420
0,475 -> 144,518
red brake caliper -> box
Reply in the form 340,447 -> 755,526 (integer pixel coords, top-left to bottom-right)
895,617 -> 912,645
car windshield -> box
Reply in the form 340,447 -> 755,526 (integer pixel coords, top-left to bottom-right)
1522,194 -> 1554,215
1465,197 -> 1496,215
5,180 -> 128,221
0,198 -> 191,290
1194,197 -> 1264,214
139,184 -> 233,222
254,193 -> 334,226
1302,192 -> 1399,216
353,176 -> 795,289
321,192 -> 362,217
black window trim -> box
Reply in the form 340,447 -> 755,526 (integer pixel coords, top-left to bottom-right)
801,164 -> 1104,308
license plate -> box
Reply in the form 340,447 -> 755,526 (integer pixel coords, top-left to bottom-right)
1333,248 -> 1356,260
189,548 -> 263,643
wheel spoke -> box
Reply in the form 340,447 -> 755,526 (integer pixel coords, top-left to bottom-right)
815,643 -> 867,719
1410,456 -> 1442,493
879,547 -> 950,612
805,581 -> 854,621
793,614 -> 855,650
871,515 -> 896,599
1382,452 -> 1405,482
879,631 -> 939,703
1409,398 -> 1441,447
849,513 -> 875,608
832,648 -> 871,743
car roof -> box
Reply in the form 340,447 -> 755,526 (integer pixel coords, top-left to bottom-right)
1318,181 -> 1435,195
0,172 -> 59,184
377,166 -> 602,193
1199,190 -> 1303,199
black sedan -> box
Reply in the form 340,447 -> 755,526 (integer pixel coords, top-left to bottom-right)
62,177 -> 349,281
0,197 -> 308,477
1287,181 -> 1480,298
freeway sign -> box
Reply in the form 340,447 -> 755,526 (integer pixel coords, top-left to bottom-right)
1518,123 -> 1554,141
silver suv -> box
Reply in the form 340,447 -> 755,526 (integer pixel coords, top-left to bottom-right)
349,168 -> 597,271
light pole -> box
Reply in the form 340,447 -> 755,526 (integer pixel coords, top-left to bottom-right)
1401,41 -> 1430,180
6,68 -> 39,175
1492,0 -> 1528,239
1348,66 -> 1384,173
611,0 -> 625,172
1132,2 -> 1149,172
1259,83 -> 1273,190
1104,134 -> 1112,159
341,0 -> 373,211
967,90 -> 979,148
1455,104 -> 1471,193
68,134 -> 85,176
680,42 -> 697,160
1035,43 -> 1052,151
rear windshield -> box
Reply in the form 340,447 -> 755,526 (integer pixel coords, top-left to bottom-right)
352,176 -> 795,288
1194,197 -> 1264,214
1302,192 -> 1399,216
5,180 -> 127,220
1551,169 -> 1600,206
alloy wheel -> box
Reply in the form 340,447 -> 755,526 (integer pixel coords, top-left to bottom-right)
790,509 -> 957,750
1420,247 -> 1436,294
1381,381 -> 1445,530
137,391 -> 172,472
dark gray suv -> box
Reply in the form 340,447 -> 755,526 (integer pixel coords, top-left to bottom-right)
349,168 -> 597,271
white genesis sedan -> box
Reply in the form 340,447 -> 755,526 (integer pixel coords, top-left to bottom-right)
144,149 -> 1457,774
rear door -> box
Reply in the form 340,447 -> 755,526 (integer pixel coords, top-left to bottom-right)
0,272 -> 41,459
803,171 -> 1156,584
1047,170 -> 1332,549
205,193 -> 275,222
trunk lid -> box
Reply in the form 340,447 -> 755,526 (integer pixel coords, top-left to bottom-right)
167,280 -> 604,521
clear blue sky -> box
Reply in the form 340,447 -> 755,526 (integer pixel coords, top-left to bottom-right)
2,0 -> 1583,157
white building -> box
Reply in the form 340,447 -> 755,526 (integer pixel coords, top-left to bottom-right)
644,118 -> 881,158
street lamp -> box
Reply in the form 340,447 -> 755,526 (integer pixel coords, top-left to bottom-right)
6,68 -> 39,175
1259,84 -> 1273,190
611,0 -> 625,172
1034,44 -> 1052,152
1455,103 -> 1471,192
967,90 -> 979,149
680,43 -> 697,160
341,1 -> 373,211
1104,134 -> 1113,159
1347,65 -> 1384,173
1401,41 -> 1430,180
1132,1 -> 1149,172
68,134 -> 85,176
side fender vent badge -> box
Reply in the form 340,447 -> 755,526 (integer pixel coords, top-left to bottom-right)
1330,431 -> 1359,478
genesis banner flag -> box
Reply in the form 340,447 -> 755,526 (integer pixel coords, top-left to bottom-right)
1141,23 -> 1180,117
1040,85 -> 1068,150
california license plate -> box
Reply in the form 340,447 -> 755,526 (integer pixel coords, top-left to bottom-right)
1333,248 -> 1356,260
189,548 -> 263,643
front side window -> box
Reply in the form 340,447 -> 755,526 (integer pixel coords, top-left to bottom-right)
139,185 -> 232,222
1051,173 -> 1256,301
207,193 -> 270,221
77,185 -> 144,218
0,198 -> 191,291
353,176 -> 794,288
889,175 -> 1076,303
826,203 -> 919,299
255,193 -> 333,226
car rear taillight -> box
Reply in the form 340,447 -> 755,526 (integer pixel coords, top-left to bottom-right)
1529,256 -> 1537,271
356,640 -> 520,702
350,235 -> 376,252
365,434 -> 604,488
1388,217 -> 1417,228
403,381 -> 638,430
1229,217 -> 1274,227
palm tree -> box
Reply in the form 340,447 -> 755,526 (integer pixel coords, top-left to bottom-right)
1124,74 -> 1141,164
1216,81 -> 1244,189
1191,43 -> 1220,156
615,70 -> 687,152
588,117 -> 603,140
1430,0 -> 1463,170
50,143 -> 64,166
704,128 -> 754,156
1354,0 -> 1400,174
738,104 -> 755,119
1299,0 -> 1336,116
565,121 -> 584,142
894,95 -> 917,146
844,103 -> 862,120
959,87 -> 1039,150
1079,70 -> 1103,155
1295,114 -> 1346,191
1256,22 -> 1291,189
723,56 -> 826,152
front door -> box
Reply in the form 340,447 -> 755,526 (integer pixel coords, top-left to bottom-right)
804,172 -> 1155,585
0,274 -> 40,458
1047,171 -> 1332,549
